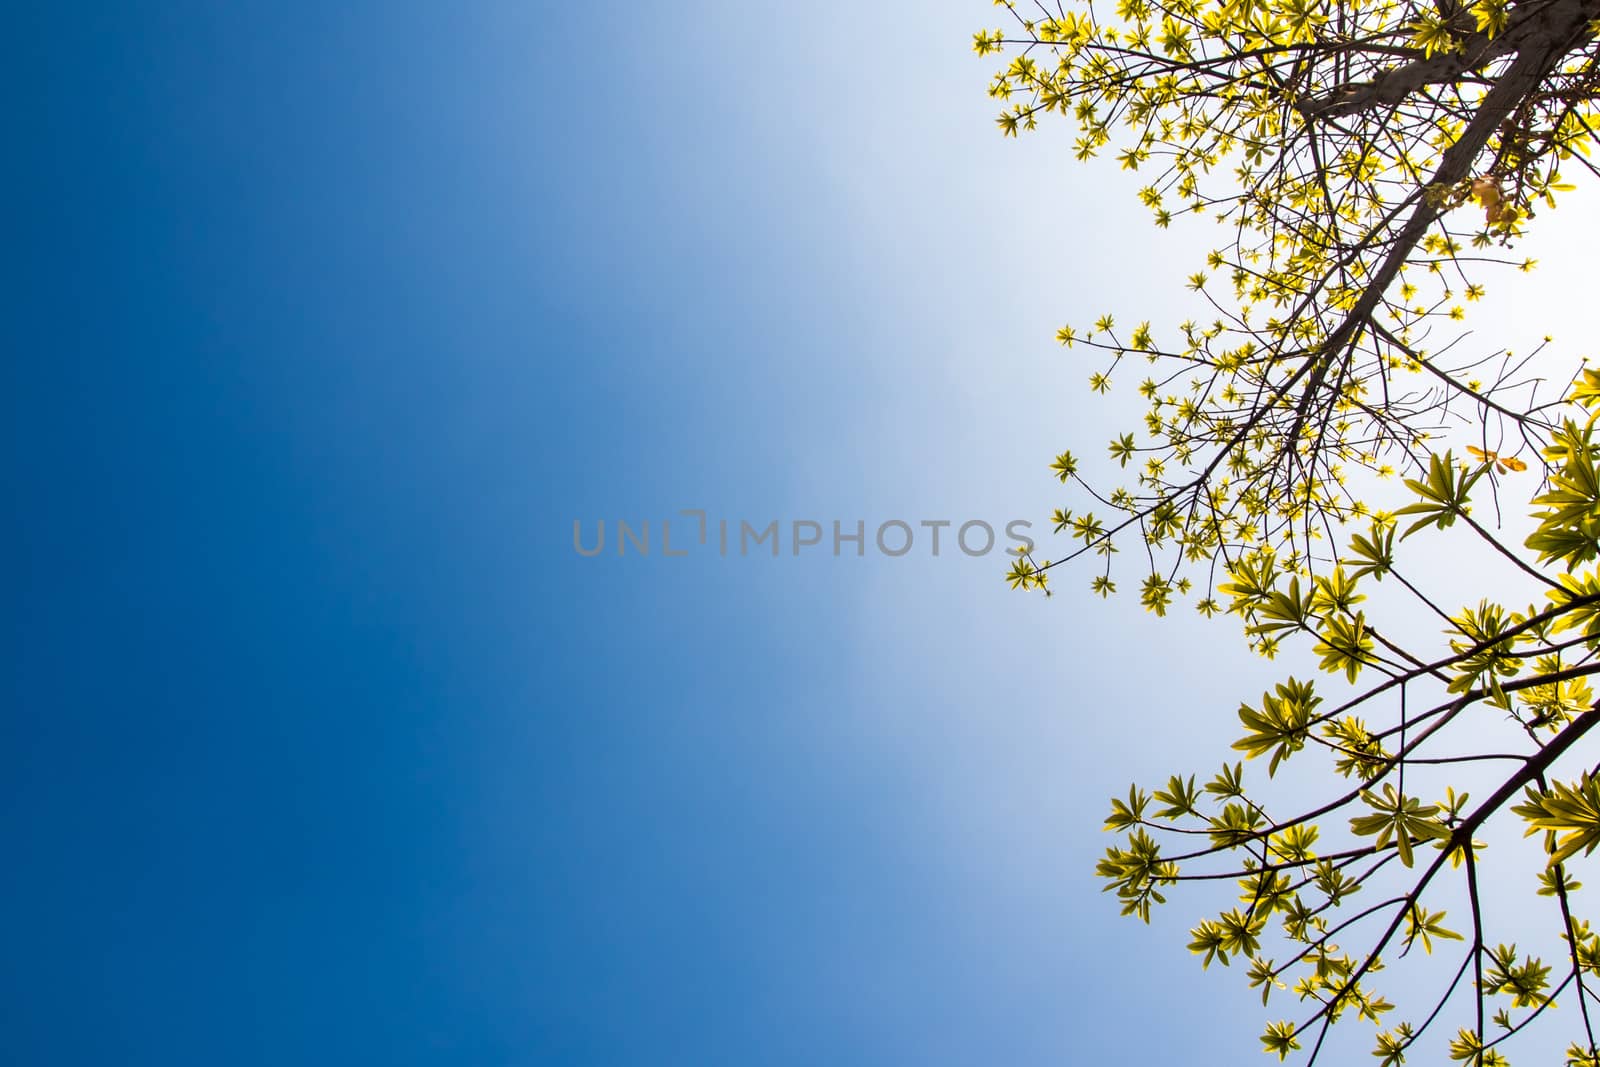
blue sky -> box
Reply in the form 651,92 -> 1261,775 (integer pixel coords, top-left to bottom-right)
12,3 -> 1600,1065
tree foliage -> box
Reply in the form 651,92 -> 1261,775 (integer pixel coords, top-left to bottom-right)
979,0 -> 1600,1060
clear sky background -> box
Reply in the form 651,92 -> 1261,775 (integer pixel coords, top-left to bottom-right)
10,3 -> 1600,1065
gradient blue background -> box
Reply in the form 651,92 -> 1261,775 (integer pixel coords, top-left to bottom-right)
17,4 -> 1594,1065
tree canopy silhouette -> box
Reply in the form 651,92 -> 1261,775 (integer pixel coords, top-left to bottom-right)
979,0 -> 1600,1061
